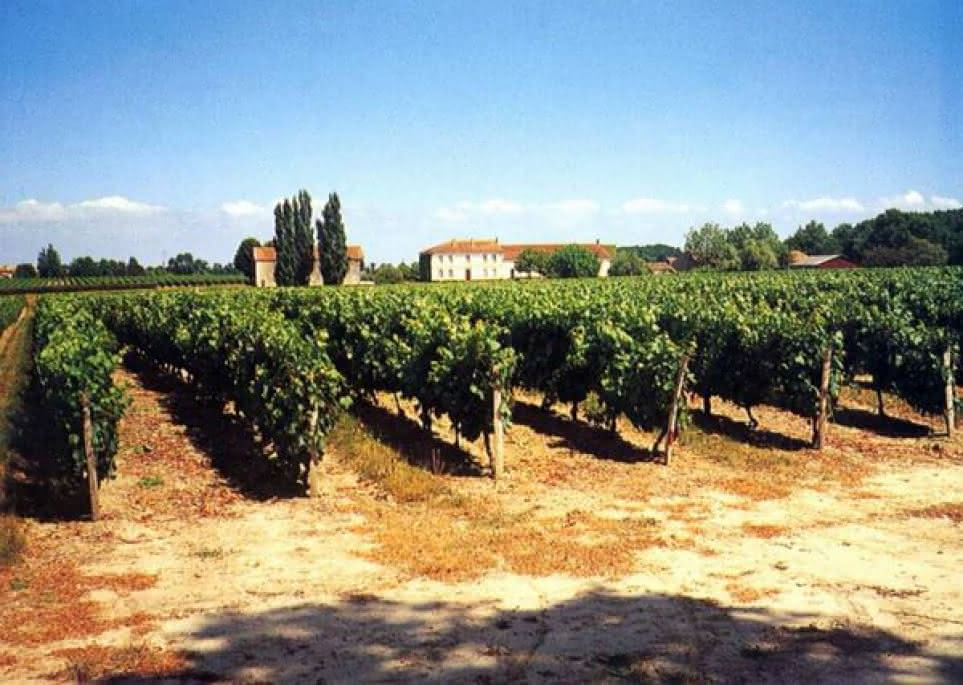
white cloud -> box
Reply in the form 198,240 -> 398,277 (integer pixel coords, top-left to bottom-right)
931,195 -> 962,210
879,189 -> 926,210
542,199 -> 600,215
0,195 -> 165,224
783,197 -> 864,213
434,199 -> 525,222
75,195 -> 166,214
220,200 -> 265,217
722,199 -> 744,215
620,197 -> 691,214
0,198 -> 67,223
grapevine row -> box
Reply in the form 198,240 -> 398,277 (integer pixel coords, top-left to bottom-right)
0,295 -> 26,334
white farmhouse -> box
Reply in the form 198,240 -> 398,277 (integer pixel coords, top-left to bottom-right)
418,239 -> 613,281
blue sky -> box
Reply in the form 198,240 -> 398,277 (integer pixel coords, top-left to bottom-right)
1,0 -> 960,266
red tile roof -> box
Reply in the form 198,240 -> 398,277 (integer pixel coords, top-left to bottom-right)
420,239 -> 614,260
501,243 -> 614,260
420,239 -> 501,256
347,245 -> 364,260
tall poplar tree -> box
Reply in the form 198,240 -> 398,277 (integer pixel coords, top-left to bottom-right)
317,192 -> 348,285
273,201 -> 295,286
293,189 -> 315,285
37,243 -> 64,277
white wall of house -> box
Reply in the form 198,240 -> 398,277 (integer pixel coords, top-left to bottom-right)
255,259 -> 276,287
428,252 -> 503,281
425,251 -> 611,281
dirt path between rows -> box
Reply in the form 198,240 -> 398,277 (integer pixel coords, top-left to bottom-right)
1,363 -> 961,683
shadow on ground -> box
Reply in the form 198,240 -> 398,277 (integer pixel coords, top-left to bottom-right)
512,400 -> 657,464
99,590 -> 963,684
353,400 -> 484,477
125,354 -> 305,500
832,406 -> 932,439
689,411 -> 812,452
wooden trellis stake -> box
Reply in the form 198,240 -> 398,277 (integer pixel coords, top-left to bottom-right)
813,347 -> 833,449
665,354 -> 690,466
492,388 -> 505,480
81,395 -> 100,521
945,344 -> 956,438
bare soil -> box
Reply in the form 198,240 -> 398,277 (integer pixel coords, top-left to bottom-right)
1,363 -> 961,683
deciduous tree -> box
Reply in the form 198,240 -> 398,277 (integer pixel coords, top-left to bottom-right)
514,248 -> 550,277
609,250 -> 647,276
233,237 -> 261,283
548,245 -> 600,278
13,263 -> 37,278
785,220 -> 840,255
684,223 -> 739,270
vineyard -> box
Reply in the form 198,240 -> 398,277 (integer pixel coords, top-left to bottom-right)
28,267 -> 962,493
0,272 -> 244,295
5,267 -> 963,681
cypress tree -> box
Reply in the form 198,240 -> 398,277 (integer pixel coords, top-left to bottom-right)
318,192 -> 348,285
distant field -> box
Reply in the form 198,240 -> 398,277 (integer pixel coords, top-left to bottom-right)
0,273 -> 245,295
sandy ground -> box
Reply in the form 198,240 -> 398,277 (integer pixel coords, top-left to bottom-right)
1,364 -> 961,683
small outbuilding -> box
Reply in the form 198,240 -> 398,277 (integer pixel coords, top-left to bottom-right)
646,262 -> 676,275
788,253 -> 857,269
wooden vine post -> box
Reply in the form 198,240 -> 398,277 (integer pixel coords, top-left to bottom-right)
306,408 -> 323,497
813,347 -> 833,449
81,394 -> 100,521
492,386 -> 505,480
945,344 -> 956,438
664,353 -> 690,466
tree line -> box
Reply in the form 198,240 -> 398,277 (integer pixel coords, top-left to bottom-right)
680,207 -> 963,271
789,208 -> 963,266
11,244 -> 238,279
231,189 -> 351,286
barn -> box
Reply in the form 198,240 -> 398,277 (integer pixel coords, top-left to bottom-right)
788,253 -> 857,269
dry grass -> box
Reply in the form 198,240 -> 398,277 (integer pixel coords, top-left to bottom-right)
330,384 -> 963,581
0,514 -> 25,566
741,523 -> 790,539
328,413 -> 447,503
903,501 -> 963,523
52,644 -> 188,681
725,583 -> 779,603
0,555 -> 157,647
354,498 -> 671,581
329,406 -> 681,580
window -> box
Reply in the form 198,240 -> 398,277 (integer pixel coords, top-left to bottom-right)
448,254 -> 453,263
448,268 -> 453,277
438,268 -> 443,278
483,254 -> 488,262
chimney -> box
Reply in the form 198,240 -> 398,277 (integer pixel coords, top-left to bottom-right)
595,238 -> 600,245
